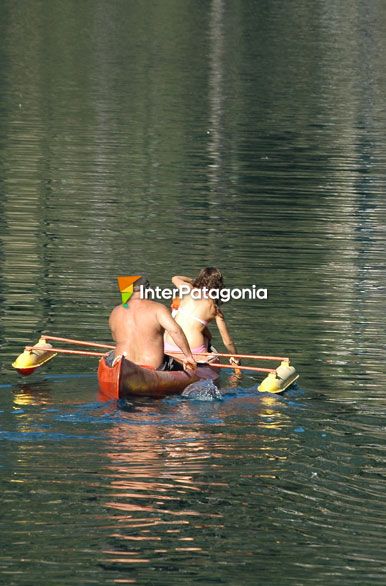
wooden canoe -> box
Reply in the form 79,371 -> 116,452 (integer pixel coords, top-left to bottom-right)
97,355 -> 218,399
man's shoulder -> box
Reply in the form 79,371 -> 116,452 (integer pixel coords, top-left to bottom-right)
109,304 -> 123,320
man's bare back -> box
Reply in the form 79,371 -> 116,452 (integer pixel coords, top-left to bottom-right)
109,292 -> 196,371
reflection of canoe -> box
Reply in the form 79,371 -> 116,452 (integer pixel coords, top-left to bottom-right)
97,355 -> 218,400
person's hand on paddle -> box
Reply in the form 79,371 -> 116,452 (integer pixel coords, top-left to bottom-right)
183,355 -> 197,372
229,356 -> 241,380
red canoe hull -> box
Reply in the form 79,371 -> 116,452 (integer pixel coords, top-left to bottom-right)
97,355 -> 218,400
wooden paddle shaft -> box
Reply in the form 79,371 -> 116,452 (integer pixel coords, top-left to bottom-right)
196,352 -> 288,361
25,346 -> 106,357
209,363 -> 275,374
41,335 -> 114,350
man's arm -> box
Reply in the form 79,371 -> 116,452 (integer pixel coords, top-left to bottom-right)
157,306 -> 197,370
108,307 -> 118,342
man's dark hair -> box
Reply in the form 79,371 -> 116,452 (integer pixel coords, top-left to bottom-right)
133,275 -> 150,292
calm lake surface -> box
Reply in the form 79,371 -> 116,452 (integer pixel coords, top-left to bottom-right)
1,1 -> 386,584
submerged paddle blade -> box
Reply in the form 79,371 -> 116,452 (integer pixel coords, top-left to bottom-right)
12,338 -> 58,376
258,360 -> 299,394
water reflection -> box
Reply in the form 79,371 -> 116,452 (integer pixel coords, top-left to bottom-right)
101,419 -> 218,569
208,0 -> 224,179
99,391 -> 296,572
12,381 -> 54,407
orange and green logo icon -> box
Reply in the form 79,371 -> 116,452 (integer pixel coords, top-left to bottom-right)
117,276 -> 142,306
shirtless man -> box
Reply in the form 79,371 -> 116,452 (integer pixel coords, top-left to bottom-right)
108,277 -> 197,371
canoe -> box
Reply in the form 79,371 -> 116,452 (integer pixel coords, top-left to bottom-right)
97,354 -> 219,400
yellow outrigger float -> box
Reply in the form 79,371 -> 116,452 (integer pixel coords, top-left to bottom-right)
12,337 -> 58,376
258,360 -> 299,393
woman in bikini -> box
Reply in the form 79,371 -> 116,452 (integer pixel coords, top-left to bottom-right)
164,267 -> 240,365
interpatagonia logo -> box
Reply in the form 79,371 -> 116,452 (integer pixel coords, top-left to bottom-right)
117,275 -> 268,305
117,276 -> 142,306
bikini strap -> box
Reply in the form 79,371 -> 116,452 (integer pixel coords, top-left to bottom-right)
176,307 -> 208,326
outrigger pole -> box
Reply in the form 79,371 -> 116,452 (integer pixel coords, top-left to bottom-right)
12,335 -> 299,393
41,335 -> 288,362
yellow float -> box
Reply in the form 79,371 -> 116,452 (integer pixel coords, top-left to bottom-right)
12,337 -> 58,376
258,360 -> 299,393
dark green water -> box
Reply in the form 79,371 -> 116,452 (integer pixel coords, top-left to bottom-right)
1,1 -> 386,584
